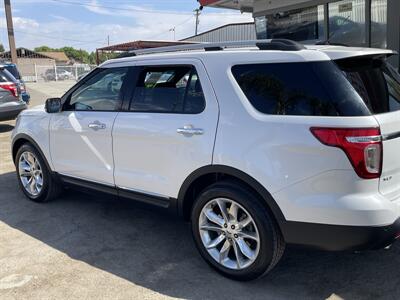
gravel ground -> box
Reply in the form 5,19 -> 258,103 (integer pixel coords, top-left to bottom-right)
0,83 -> 399,300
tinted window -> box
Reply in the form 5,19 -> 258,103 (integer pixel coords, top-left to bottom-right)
0,69 -> 17,83
130,66 -> 205,114
337,58 -> 400,114
232,62 -> 370,116
66,67 -> 128,111
4,65 -> 21,80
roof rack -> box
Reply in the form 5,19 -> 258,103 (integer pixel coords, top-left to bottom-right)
121,39 -> 305,58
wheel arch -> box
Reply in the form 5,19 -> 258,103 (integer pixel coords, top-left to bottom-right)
177,165 -> 286,226
12,133 -> 52,171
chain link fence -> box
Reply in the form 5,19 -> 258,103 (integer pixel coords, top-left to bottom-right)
21,64 -> 96,83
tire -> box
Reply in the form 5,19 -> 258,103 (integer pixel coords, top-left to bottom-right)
15,143 -> 62,203
191,180 -> 285,281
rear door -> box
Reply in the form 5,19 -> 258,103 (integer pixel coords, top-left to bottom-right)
337,57 -> 400,200
113,59 -> 219,200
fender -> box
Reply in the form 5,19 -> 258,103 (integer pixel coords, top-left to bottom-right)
12,133 -> 53,172
177,164 -> 286,225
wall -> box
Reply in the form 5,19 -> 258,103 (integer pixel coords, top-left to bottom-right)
183,23 -> 256,43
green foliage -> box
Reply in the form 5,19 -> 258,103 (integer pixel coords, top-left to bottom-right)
33,45 -> 122,65
0,44 -> 4,53
34,45 -> 97,64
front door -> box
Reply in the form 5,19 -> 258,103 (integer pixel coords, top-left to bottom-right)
113,60 -> 219,199
50,67 -> 130,185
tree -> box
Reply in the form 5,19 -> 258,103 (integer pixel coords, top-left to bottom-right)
0,44 -> 4,53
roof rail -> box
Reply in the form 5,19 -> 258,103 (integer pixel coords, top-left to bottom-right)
121,39 -> 305,58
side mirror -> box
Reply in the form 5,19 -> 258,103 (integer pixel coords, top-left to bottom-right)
45,98 -> 62,113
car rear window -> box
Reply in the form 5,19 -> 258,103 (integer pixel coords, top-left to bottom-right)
231,61 -> 370,116
4,65 -> 20,80
336,57 -> 400,114
0,69 -> 17,83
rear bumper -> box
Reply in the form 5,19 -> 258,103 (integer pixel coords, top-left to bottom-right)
282,218 -> 400,251
0,102 -> 27,121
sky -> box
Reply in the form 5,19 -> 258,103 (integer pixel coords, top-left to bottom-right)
0,0 -> 253,52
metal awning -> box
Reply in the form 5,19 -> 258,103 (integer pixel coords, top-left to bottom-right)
199,0 -> 332,15
199,0 -> 254,12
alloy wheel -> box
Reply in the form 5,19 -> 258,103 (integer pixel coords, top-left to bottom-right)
18,151 -> 43,197
198,198 -> 260,270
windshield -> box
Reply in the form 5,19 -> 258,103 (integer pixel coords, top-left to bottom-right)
336,57 -> 400,114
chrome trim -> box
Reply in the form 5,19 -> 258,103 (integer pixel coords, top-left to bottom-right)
382,131 -> 400,141
346,135 -> 382,143
88,120 -> 106,131
177,125 -> 204,136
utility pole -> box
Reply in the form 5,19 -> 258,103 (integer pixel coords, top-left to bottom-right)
194,8 -> 201,36
107,35 -> 110,46
169,27 -> 176,40
4,0 -> 17,64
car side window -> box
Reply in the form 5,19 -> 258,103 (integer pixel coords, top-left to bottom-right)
65,67 -> 128,111
130,66 -> 205,114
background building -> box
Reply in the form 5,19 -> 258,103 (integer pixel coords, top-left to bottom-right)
182,22 -> 256,42
200,0 -> 400,69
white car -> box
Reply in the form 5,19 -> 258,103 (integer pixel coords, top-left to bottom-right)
11,40 -> 400,281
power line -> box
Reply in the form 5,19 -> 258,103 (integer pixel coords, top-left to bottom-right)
50,0 -> 244,16
51,0 -> 193,15
146,15 -> 193,40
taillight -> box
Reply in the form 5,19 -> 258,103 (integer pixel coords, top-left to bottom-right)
310,127 -> 382,179
0,82 -> 18,97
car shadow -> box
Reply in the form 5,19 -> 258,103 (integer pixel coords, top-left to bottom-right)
0,123 -> 14,133
0,171 -> 399,300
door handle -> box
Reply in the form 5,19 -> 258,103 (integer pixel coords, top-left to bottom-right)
88,121 -> 106,131
177,125 -> 204,136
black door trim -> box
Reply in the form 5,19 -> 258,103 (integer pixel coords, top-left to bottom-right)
59,174 -> 174,209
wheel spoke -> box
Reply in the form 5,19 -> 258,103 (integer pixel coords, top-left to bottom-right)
231,239 -> 244,269
219,240 -> 231,263
229,202 -> 239,221
204,208 -> 225,227
200,224 -> 223,232
206,234 -> 226,249
29,177 -> 37,194
237,231 -> 259,241
19,168 -> 31,177
239,216 -> 252,228
216,199 -> 229,223
236,238 -> 256,260
26,152 -> 36,167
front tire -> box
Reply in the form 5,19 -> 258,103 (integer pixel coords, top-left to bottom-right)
191,181 -> 285,281
16,143 -> 62,203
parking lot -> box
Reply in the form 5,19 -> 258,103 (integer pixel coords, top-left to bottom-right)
0,82 -> 399,299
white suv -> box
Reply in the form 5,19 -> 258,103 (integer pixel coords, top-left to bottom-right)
11,40 -> 400,281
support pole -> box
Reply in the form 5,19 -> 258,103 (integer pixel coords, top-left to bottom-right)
194,8 -> 201,36
34,63 -> 38,82
4,0 -> 17,64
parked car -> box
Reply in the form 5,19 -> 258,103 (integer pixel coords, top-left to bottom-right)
42,69 -> 74,81
0,62 -> 31,104
11,40 -> 400,281
76,71 -> 90,82
0,67 -> 26,122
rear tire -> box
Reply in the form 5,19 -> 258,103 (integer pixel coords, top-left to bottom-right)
191,180 -> 285,281
15,143 -> 62,203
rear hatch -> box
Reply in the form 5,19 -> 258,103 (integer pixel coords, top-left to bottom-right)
336,55 -> 400,201
0,67 -> 21,104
